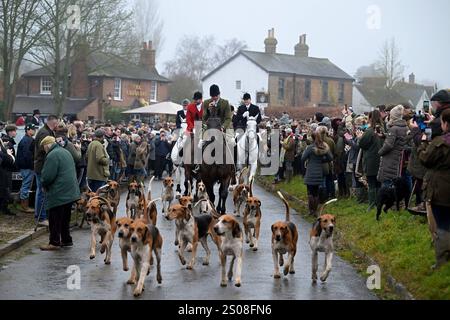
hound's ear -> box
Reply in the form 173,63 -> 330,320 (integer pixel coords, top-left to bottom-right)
271,224 -> 275,233
143,226 -> 149,242
257,200 -> 261,207
232,220 -> 241,238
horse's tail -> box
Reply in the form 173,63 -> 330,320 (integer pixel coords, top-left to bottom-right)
277,191 -> 290,222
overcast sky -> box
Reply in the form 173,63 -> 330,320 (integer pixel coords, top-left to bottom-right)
155,0 -> 449,88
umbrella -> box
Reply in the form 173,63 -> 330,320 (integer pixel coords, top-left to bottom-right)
122,101 -> 182,116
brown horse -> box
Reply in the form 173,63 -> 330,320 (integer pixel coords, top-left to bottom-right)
200,107 -> 236,214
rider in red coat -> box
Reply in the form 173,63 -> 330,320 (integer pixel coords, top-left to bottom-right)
186,91 -> 204,134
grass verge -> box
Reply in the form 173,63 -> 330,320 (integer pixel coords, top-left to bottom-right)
258,176 -> 450,300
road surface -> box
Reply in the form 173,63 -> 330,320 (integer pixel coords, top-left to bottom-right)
0,179 -> 377,300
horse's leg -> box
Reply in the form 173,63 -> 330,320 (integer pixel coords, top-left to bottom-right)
206,180 -> 215,205
219,176 -> 231,214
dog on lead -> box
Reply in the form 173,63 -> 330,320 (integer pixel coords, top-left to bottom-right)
214,215 -> 244,287
243,178 -> 262,251
309,198 -> 337,283
96,180 -> 121,215
85,196 -> 116,265
166,204 -> 221,269
129,220 -> 163,297
376,177 -> 410,221
161,177 -> 175,214
271,192 -> 298,278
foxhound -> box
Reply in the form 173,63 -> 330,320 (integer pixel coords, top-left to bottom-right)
126,180 -> 146,220
310,199 -> 337,283
75,188 -> 96,228
86,196 -> 116,265
161,177 -> 174,214
166,204 -> 220,269
129,220 -> 163,297
214,215 -> 243,287
271,192 -> 298,278
194,180 -> 209,214
243,179 -> 262,251
97,180 -> 121,215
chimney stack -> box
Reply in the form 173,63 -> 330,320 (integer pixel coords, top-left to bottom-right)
70,39 -> 90,98
140,40 -> 156,72
409,73 -> 415,84
295,34 -> 309,57
264,28 -> 278,54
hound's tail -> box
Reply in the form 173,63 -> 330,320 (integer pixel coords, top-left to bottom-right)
147,176 -> 155,201
249,177 -> 254,198
319,199 -> 338,216
277,191 -> 290,222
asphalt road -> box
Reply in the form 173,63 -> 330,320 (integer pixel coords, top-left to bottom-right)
0,178 -> 377,300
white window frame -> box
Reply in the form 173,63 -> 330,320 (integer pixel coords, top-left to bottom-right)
150,81 -> 158,102
114,78 -> 122,101
40,77 -> 52,95
236,80 -> 241,90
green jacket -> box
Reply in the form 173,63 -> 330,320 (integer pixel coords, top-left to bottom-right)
202,98 -> 232,130
358,127 -> 382,177
41,144 -> 80,210
87,140 -> 110,182
418,133 -> 450,207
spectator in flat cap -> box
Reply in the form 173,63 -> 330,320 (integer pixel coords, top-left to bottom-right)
87,129 -> 110,192
429,89 -> 450,139
40,135 -> 79,251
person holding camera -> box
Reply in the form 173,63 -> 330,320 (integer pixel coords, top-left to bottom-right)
418,108 -> 450,269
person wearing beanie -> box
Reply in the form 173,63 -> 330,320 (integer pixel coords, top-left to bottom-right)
429,89 -> 450,139
39,135 -> 80,251
377,105 -> 408,185
315,112 -> 324,123
86,129 -> 110,192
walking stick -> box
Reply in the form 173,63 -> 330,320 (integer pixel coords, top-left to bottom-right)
34,194 -> 46,232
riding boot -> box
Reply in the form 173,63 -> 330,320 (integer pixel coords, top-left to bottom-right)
432,229 -> 450,270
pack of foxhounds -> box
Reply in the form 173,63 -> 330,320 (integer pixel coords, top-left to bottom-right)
76,173 -> 337,297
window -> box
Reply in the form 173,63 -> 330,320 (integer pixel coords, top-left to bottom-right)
40,77 -> 52,95
305,79 -> 311,102
114,78 -> 122,100
150,81 -> 158,102
339,82 -> 345,103
321,80 -> 329,102
278,78 -> 285,101
236,81 -> 241,90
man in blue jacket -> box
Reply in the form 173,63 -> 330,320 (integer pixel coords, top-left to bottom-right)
16,124 -> 37,213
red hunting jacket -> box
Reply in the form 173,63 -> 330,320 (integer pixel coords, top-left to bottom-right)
186,102 -> 204,133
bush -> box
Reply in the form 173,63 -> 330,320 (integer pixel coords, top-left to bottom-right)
104,107 -> 129,125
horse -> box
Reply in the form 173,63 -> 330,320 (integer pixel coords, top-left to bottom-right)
200,107 -> 236,214
236,115 -> 259,183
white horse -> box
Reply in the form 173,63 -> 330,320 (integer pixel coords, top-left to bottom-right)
236,115 -> 259,183
171,121 -> 188,197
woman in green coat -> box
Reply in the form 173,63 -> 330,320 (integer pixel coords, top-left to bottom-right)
40,137 -> 80,251
357,110 -> 383,211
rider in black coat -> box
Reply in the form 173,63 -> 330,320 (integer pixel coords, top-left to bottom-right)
234,93 -> 262,131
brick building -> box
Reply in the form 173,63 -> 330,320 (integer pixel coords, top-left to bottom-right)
13,41 -> 170,120
202,29 -> 354,110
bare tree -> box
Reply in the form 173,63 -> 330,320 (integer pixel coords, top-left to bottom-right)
213,38 -> 247,67
27,0 -> 134,116
0,0 -> 45,120
376,38 -> 405,90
